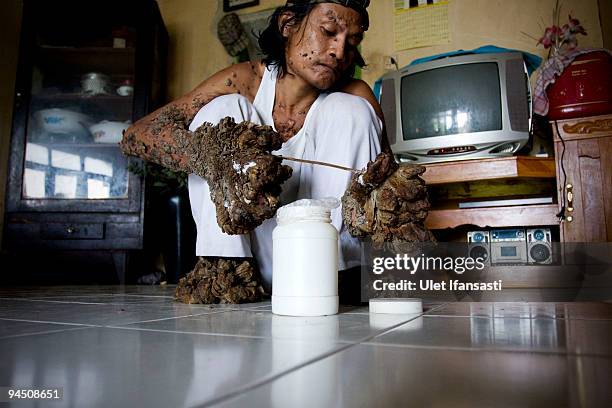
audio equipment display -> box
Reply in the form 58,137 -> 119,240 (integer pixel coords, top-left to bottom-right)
527,228 -> 553,264
468,228 -> 554,266
467,231 -> 490,265
490,228 -> 528,265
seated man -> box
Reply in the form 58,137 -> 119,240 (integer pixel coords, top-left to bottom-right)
121,0 -> 385,292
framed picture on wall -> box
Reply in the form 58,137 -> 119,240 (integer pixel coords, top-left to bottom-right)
223,0 -> 259,12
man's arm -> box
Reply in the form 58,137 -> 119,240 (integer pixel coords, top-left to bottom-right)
120,61 -> 264,172
340,79 -> 391,153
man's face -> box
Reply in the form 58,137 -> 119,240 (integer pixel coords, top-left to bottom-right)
283,3 -> 364,90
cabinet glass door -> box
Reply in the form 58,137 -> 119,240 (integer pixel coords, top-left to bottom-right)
22,19 -> 136,200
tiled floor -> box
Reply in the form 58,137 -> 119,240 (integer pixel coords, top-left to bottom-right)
0,286 -> 610,407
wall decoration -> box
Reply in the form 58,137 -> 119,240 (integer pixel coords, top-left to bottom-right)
223,0 -> 259,12
394,0 -> 450,51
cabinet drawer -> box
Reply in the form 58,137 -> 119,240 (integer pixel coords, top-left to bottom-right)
40,223 -> 105,240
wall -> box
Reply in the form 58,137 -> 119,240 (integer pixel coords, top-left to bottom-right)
599,0 -> 612,49
0,0 -> 22,249
156,0 -> 285,99
158,0 -> 604,98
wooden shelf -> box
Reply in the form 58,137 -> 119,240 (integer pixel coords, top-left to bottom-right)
33,93 -> 133,102
39,46 -> 135,53
36,46 -> 135,75
421,156 -> 556,185
425,204 -> 560,230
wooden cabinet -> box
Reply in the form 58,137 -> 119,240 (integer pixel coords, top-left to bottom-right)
423,156 -> 559,230
2,0 -> 168,283
552,114 -> 612,242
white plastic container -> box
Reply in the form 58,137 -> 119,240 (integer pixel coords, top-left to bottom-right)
272,198 -> 339,316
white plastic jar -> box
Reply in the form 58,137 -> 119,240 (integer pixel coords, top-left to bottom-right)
272,198 -> 339,316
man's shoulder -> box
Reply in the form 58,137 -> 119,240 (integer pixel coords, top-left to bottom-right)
339,79 -> 374,99
337,79 -> 383,121
197,60 -> 266,101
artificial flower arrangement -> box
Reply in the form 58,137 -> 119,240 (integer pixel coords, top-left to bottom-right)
525,0 -> 587,58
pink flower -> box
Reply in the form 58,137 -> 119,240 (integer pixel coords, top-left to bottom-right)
561,24 -> 570,35
533,8 -> 588,57
538,26 -> 559,48
567,15 -> 586,35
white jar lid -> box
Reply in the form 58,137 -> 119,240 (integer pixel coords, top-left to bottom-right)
276,198 -> 339,225
369,298 -> 423,314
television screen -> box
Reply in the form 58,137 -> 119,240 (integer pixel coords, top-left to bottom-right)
400,62 -> 502,140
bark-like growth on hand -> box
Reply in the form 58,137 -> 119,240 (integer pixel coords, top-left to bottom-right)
121,114 -> 292,234
342,152 -> 435,248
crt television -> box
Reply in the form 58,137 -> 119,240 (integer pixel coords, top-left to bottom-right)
379,52 -> 531,164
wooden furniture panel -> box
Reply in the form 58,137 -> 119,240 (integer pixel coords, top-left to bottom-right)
600,137 -> 612,240
554,139 -> 586,241
423,156 -> 559,230
552,114 -> 612,242
422,156 -> 555,185
425,204 -> 559,230
556,115 -> 612,141
578,139 -> 606,241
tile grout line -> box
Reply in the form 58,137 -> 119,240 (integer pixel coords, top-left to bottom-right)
0,296 -> 272,308
0,326 -> 94,340
0,312 -> 219,328
106,306 -> 446,341
105,306 -> 275,329
0,317 -> 102,327
0,306 -> 264,329
196,303 -> 450,408
110,294 -> 177,298
356,340 -> 612,359
405,314 -> 612,322
106,325 -> 270,340
116,309 -> 233,326
0,297 -> 134,305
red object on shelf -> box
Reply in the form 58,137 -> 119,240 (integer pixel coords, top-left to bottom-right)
547,51 -> 612,120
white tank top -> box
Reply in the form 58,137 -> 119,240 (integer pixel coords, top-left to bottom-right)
252,64 -> 327,204
247,65 -> 328,284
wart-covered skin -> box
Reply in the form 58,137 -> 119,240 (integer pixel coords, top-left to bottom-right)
119,61 -> 266,173
122,112 -> 292,235
175,257 -> 265,304
180,117 -> 292,235
342,152 -> 435,248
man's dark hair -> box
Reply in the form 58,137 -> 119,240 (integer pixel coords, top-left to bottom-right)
257,0 -> 367,86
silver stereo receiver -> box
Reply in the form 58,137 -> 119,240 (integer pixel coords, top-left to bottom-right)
490,229 -> 527,265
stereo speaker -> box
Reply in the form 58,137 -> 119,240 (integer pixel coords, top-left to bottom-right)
527,228 -> 553,264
